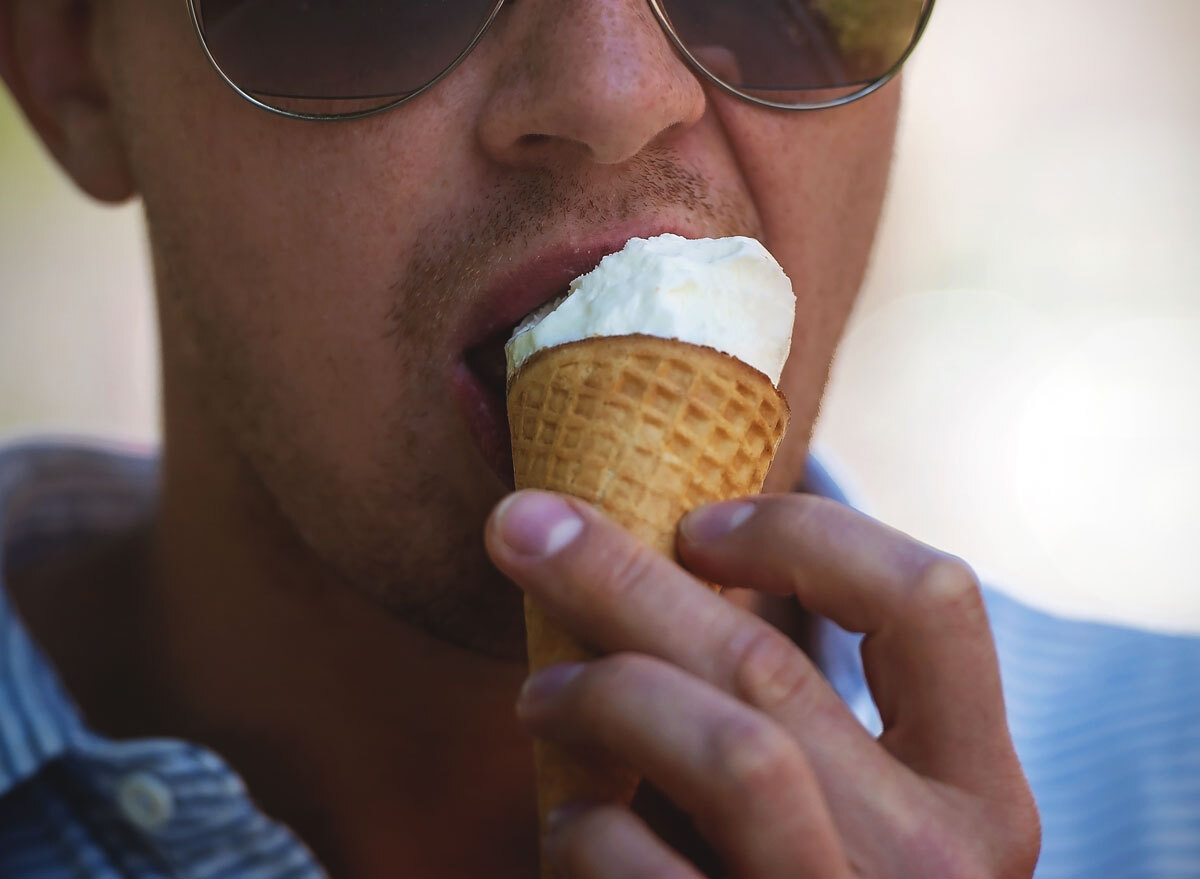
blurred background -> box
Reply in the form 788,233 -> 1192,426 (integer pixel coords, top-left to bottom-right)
1,0 -> 1197,633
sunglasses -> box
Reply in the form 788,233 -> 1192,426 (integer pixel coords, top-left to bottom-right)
186,0 -> 936,121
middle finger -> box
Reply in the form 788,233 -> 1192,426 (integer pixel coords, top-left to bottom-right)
519,652 -> 850,878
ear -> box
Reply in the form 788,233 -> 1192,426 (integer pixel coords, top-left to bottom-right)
0,0 -> 135,202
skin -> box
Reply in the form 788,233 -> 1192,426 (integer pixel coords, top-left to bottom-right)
0,0 -> 1040,876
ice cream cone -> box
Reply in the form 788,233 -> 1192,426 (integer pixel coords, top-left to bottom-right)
507,333 -> 789,877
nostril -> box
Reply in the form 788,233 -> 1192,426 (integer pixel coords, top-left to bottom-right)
475,1 -> 708,169
509,131 -> 599,165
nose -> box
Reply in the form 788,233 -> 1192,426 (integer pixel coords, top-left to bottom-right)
476,0 -> 707,167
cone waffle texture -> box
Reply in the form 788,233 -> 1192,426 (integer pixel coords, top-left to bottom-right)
507,333 -> 789,876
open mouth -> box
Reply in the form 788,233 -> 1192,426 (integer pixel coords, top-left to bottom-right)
458,322 -> 523,489
451,228 -> 687,487
457,275 -> 579,488
464,325 -> 512,404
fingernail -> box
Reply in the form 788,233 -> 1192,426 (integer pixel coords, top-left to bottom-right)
680,500 -> 756,543
494,492 -> 584,557
517,662 -> 584,716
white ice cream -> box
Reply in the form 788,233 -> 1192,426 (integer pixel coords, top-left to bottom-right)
505,234 -> 796,387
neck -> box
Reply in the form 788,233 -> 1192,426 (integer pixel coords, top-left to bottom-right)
144,387 -> 538,878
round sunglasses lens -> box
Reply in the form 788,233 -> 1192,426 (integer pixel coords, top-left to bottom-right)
194,0 -> 499,116
658,0 -> 928,104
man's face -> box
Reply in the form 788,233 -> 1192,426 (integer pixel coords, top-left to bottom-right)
98,0 -> 899,659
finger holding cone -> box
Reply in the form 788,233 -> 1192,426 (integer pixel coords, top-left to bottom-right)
507,333 -> 789,878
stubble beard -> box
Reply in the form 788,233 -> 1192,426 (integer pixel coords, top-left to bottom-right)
153,149 -> 762,662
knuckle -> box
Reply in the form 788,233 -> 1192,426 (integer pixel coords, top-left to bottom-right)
1020,803 -> 1044,872
587,651 -> 659,694
996,787 -> 1043,878
728,625 -> 815,714
1011,830 -> 1043,878
900,814 -> 991,879
776,491 -> 829,526
910,554 -> 984,618
709,715 -> 804,800
900,791 -> 1041,879
594,541 -> 659,604
1001,828 -> 1042,879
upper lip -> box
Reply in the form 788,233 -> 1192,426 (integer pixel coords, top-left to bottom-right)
456,222 -> 710,357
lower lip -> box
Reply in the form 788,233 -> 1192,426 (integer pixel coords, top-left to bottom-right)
452,363 -> 514,489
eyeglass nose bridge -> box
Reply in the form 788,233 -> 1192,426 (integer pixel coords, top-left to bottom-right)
186,0 -> 935,122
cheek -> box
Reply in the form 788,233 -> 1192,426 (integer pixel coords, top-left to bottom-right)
710,83 -> 900,405
103,0 -> 514,545
113,1 -> 468,310
105,8 -> 501,595
109,0 -> 481,418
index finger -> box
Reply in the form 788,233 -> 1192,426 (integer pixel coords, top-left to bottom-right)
677,494 -> 1019,792
484,489 -> 886,764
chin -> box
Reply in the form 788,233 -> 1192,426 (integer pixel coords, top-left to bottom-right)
363,551 -> 531,663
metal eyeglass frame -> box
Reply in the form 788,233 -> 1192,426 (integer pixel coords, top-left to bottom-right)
185,0 -> 937,122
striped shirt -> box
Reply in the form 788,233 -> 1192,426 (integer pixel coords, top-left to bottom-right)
0,442 -> 1197,877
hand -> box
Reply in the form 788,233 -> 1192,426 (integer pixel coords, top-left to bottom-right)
485,490 -> 1041,878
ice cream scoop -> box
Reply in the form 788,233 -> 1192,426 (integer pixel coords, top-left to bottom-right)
505,233 -> 795,386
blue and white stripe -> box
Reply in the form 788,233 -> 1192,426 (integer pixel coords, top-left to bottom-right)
988,588 -> 1200,878
0,442 -> 1196,877
0,443 -> 324,879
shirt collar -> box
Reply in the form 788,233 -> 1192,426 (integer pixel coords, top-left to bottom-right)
0,441 -> 325,877
0,440 -> 158,796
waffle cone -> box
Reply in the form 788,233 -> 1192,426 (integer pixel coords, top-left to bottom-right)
506,333 -> 789,876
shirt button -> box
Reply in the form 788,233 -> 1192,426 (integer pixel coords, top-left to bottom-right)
116,771 -> 175,832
